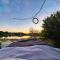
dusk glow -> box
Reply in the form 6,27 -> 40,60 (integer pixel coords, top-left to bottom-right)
0,0 -> 60,33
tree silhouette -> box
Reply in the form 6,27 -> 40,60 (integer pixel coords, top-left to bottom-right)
42,11 -> 60,48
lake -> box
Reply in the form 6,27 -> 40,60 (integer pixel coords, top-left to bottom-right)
0,36 -> 31,48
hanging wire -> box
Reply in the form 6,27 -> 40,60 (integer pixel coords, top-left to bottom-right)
33,0 -> 46,17
13,17 -> 32,20
12,0 -> 46,21
12,0 -> 60,22
54,0 -> 60,3
41,0 -> 60,17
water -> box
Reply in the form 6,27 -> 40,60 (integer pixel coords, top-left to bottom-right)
1,36 -> 30,39
0,36 -> 30,48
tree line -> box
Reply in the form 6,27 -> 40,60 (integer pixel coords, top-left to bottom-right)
41,11 -> 60,48
0,31 -> 25,37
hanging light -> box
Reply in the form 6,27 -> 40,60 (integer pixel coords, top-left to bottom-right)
32,18 -> 39,24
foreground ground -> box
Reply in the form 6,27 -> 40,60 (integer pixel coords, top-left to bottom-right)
0,45 -> 60,60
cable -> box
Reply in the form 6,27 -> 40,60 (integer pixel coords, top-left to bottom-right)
12,0 -> 46,20
33,0 -> 46,17
54,0 -> 60,3
13,17 -> 32,20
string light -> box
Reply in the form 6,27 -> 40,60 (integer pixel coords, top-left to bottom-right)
12,0 -> 46,24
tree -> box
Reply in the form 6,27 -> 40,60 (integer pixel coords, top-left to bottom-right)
42,11 -> 60,48
0,31 -> 4,37
29,28 -> 39,38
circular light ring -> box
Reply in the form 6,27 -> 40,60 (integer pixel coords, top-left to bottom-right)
32,18 -> 39,24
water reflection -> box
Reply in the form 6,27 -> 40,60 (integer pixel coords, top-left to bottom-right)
1,36 -> 30,39
0,36 -> 31,48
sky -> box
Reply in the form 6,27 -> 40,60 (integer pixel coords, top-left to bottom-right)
0,0 -> 60,33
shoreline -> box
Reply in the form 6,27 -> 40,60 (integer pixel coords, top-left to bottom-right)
8,38 -> 49,47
